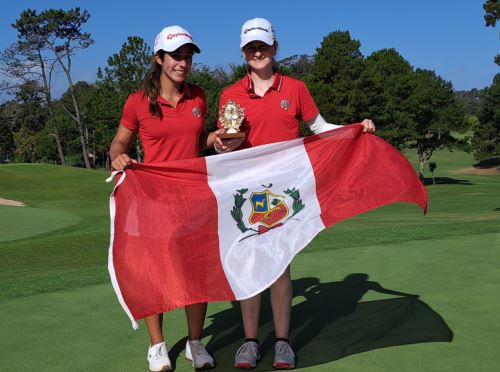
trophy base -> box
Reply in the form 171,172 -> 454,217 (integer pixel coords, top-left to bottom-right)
220,132 -> 246,139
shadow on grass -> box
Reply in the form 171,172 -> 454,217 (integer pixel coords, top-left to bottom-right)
170,275 -> 453,371
424,177 -> 473,186
473,157 -> 500,169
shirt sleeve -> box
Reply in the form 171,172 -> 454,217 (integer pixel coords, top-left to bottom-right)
298,81 -> 319,122
306,113 -> 343,134
120,93 -> 139,132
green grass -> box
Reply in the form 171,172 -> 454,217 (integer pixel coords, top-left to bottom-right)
0,150 -> 499,371
0,164 -> 111,299
0,234 -> 499,371
0,205 -> 80,243
1,152 -> 498,300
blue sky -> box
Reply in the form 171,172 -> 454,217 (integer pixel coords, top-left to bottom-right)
1,0 -> 498,100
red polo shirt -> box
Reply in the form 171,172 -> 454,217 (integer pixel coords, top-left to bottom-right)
120,84 -> 207,163
218,73 -> 318,148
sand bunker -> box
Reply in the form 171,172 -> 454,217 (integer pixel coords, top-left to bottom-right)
453,167 -> 500,176
0,197 -> 25,207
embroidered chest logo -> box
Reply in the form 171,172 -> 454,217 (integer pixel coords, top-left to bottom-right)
280,100 -> 290,110
192,107 -> 201,117
231,184 -> 305,241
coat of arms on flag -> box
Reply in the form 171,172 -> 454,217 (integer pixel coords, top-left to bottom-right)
231,184 -> 305,239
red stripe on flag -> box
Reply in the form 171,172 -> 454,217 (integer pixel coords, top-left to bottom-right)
112,159 -> 235,320
304,124 -> 427,227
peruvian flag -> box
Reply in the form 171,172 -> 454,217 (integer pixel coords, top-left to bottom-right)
107,125 -> 427,329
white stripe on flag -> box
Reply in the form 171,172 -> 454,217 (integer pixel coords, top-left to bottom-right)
206,138 -> 325,299
106,171 -> 139,330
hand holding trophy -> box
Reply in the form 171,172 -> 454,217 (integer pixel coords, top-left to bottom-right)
219,100 -> 246,139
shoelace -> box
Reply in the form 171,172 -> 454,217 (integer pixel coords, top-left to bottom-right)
190,341 -> 208,357
152,345 -> 165,359
237,342 -> 258,357
276,342 -> 292,355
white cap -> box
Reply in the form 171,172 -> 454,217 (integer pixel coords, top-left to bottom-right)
240,18 -> 276,49
154,25 -> 201,54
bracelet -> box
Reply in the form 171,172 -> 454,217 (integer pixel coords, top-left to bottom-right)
214,142 -> 224,153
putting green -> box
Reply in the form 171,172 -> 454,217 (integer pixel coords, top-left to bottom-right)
0,205 -> 80,243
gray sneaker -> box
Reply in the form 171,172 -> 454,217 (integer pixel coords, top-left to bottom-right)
185,340 -> 215,369
234,341 -> 261,369
273,340 -> 295,369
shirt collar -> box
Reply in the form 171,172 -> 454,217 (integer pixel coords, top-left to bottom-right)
243,71 -> 283,94
156,83 -> 192,106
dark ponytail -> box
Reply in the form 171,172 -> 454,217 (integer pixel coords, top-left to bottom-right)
142,51 -> 166,118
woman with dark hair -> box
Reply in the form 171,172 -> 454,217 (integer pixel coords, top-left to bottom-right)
109,25 -> 234,371
217,18 -> 375,370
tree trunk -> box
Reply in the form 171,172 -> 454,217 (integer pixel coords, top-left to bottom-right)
105,154 -> 111,171
39,50 -> 65,165
51,122 -> 65,165
418,157 -> 425,181
417,140 -> 434,184
59,57 -> 91,169
432,172 -> 435,185
418,143 -> 425,182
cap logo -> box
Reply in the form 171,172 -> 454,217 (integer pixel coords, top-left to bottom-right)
244,26 -> 270,34
280,100 -> 290,110
192,107 -> 201,117
167,32 -> 193,41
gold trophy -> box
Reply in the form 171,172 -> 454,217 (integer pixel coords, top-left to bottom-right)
219,100 -> 246,139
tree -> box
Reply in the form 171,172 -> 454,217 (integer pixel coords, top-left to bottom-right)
9,80 -> 50,163
227,63 -> 248,84
483,0 -> 500,65
57,81 -> 97,166
278,54 -> 313,78
406,69 -> 464,179
484,0 -> 500,26
13,126 -> 37,162
92,36 -> 152,166
13,80 -> 48,132
0,101 -> 17,162
429,162 -> 437,185
97,36 -> 151,94
362,48 -> 414,148
454,89 -> 483,116
3,7 -> 95,168
473,73 -> 500,161
41,7 -> 94,169
83,84 -> 119,169
2,9 -> 65,164
307,31 -> 366,124
188,65 -> 232,132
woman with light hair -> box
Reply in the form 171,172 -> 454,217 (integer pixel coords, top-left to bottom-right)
217,17 -> 375,370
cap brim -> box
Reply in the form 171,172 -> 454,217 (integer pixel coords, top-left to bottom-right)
188,42 -> 201,54
155,41 -> 201,54
240,35 -> 274,49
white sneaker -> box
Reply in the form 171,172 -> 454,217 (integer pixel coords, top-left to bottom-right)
147,342 -> 172,372
185,339 -> 215,369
